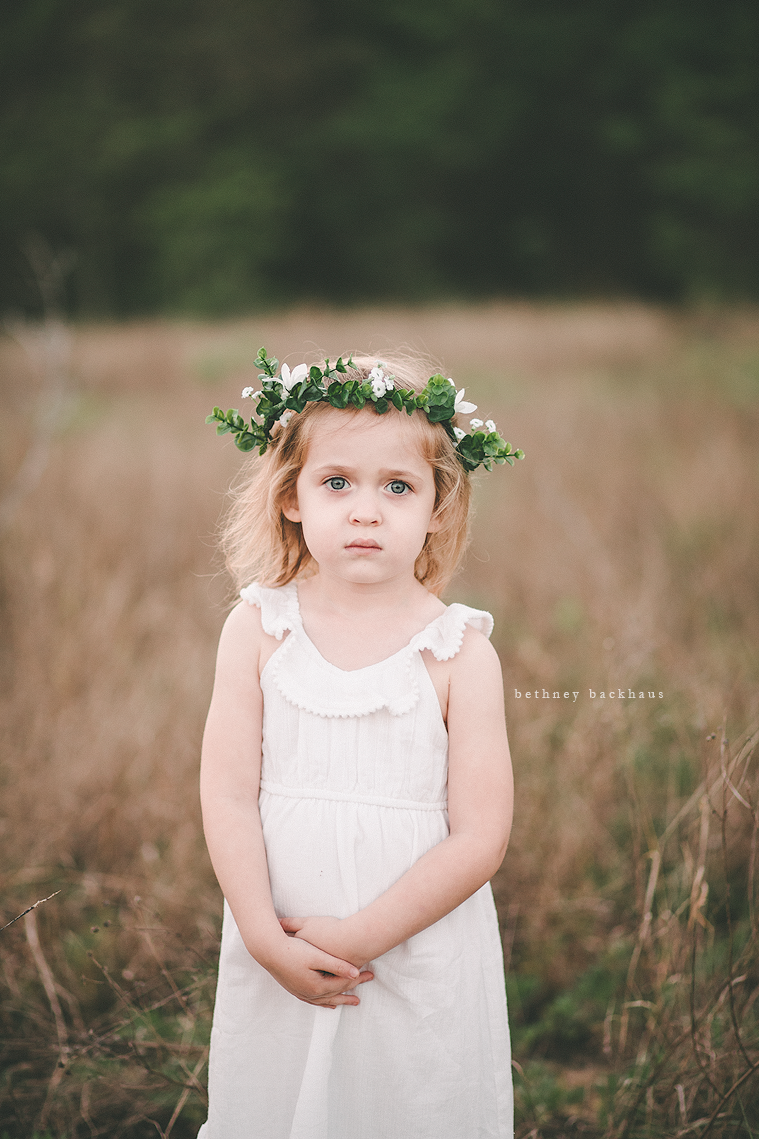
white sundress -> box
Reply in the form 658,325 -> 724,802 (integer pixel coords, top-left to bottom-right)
198,582 -> 513,1139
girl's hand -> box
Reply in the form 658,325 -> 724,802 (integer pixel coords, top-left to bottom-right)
262,932 -> 373,1009
279,915 -> 372,974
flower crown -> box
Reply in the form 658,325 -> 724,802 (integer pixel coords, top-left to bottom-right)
206,348 -> 524,473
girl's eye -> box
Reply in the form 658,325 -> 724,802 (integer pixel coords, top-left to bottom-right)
326,476 -> 348,491
387,480 -> 410,496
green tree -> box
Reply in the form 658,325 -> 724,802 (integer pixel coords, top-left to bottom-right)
1,0 -> 757,314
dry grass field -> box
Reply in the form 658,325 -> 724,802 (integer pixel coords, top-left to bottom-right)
1,303 -> 758,1137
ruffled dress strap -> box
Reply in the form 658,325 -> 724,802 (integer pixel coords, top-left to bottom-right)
409,602 -> 494,660
240,581 -> 301,640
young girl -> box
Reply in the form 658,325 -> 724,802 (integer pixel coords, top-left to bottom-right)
199,351 -> 522,1139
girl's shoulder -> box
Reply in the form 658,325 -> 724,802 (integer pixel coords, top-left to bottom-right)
416,603 -> 498,724
212,593 -> 274,692
218,585 -> 297,683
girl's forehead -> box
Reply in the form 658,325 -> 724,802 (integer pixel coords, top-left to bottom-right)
303,407 -> 431,466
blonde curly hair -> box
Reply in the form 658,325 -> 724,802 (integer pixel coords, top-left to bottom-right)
220,353 -> 472,597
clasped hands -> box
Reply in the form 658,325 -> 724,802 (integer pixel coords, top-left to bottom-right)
266,914 -> 373,1010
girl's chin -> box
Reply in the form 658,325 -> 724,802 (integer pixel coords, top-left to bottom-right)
328,562 -> 398,584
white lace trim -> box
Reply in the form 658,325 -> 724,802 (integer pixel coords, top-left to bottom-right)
240,581 -> 300,640
409,603 -> 493,661
271,634 -> 421,717
242,582 -> 493,719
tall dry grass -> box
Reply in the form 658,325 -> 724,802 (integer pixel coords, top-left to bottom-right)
1,304 -> 758,1136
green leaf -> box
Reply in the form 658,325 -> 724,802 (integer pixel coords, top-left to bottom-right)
235,433 -> 257,452
254,348 -> 278,377
327,381 -> 350,408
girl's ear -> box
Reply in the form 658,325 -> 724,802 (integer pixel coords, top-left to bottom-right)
427,509 -> 443,534
282,492 -> 301,523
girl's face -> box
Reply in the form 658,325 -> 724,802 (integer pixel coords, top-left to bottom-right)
283,408 -> 440,588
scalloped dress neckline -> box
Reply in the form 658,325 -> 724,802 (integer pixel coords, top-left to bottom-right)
243,580 -> 494,719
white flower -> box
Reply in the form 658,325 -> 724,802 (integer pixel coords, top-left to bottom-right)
447,377 -> 456,387
241,386 -> 258,399
454,388 -> 477,415
278,410 -> 294,428
369,366 -> 390,397
369,364 -> 392,391
280,362 -> 308,392
469,418 -> 484,429
485,419 -> 497,433
453,426 -> 466,442
368,365 -> 388,398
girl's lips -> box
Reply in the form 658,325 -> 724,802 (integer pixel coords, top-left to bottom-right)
346,540 -> 381,550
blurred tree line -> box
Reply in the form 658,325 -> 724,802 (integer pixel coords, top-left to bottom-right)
2,0 -> 758,316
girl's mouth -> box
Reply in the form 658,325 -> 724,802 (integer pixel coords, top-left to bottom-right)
346,540 -> 381,551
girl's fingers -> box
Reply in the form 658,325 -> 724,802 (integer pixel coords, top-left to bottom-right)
312,969 -> 374,1002
316,968 -> 374,986
313,951 -> 362,980
279,916 -> 304,934
309,965 -> 373,996
309,991 -> 361,1008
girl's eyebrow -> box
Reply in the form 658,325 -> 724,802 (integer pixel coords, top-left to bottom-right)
311,463 -> 355,478
381,470 -> 420,481
311,464 -> 423,481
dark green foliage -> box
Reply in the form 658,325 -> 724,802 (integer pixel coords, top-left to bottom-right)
2,0 -> 758,315
511,958 -> 628,1058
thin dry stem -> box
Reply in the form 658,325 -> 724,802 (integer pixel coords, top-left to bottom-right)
0,889 -> 60,933
24,909 -> 67,1052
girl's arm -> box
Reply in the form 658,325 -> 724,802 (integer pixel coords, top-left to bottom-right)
200,602 -> 373,1007
282,627 -> 513,966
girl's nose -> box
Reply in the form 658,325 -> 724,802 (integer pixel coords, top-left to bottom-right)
349,491 -> 381,526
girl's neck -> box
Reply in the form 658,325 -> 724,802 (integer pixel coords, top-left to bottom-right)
298,570 -> 436,619
295,573 -> 445,672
